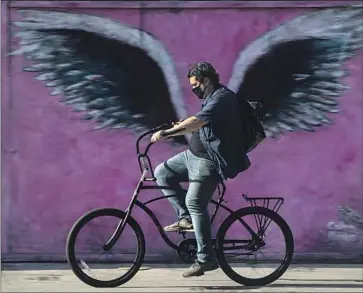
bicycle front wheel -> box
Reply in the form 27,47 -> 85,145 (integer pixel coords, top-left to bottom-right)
66,208 -> 145,288
215,207 -> 294,287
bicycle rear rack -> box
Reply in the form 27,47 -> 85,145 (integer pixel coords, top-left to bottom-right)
242,194 -> 284,214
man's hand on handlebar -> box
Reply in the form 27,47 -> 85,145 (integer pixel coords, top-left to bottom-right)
150,119 -> 185,143
172,119 -> 184,126
150,130 -> 166,143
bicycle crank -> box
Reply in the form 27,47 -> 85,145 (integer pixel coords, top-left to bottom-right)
176,239 -> 197,264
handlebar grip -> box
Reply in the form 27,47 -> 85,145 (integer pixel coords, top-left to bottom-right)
137,121 -> 174,155
152,121 -> 173,132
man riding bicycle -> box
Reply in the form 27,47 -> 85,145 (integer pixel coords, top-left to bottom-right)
151,62 -> 250,277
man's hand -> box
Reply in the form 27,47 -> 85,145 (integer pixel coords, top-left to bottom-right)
151,117 -> 205,142
172,119 -> 184,126
150,130 -> 166,143
151,119 -> 184,143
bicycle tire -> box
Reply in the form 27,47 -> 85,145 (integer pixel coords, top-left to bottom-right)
215,206 -> 294,287
66,208 -> 145,288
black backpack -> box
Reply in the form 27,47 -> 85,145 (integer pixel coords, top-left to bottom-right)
237,97 -> 266,153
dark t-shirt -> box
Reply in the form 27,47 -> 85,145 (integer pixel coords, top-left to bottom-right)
189,130 -> 210,159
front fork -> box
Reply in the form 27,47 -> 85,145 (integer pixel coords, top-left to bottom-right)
103,169 -> 147,251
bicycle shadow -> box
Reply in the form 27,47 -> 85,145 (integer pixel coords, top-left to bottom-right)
124,280 -> 363,291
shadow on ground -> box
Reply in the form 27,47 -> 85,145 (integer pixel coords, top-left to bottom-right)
196,282 -> 363,291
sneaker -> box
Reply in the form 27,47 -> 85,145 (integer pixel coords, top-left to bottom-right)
163,218 -> 194,232
182,260 -> 219,277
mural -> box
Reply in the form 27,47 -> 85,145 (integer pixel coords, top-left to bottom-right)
11,9 -> 363,138
326,206 -> 363,253
3,4 -> 363,260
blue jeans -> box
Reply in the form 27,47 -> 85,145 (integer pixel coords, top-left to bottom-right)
154,150 -> 220,263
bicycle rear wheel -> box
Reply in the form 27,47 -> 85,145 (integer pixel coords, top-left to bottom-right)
215,206 -> 294,287
66,208 -> 145,287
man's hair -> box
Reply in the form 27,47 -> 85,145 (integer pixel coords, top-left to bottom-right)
187,62 -> 220,85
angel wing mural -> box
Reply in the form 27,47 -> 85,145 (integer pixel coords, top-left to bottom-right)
11,8 -> 363,141
11,10 -> 189,144
228,8 -> 363,138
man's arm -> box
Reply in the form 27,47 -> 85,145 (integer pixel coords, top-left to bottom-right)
161,116 -> 206,137
161,97 -> 223,138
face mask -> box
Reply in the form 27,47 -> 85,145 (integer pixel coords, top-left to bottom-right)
192,85 -> 204,99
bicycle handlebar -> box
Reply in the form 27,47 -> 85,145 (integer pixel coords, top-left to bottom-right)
134,121 -> 175,179
136,121 -> 173,156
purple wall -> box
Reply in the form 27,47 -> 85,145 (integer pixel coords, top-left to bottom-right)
2,1 -> 363,261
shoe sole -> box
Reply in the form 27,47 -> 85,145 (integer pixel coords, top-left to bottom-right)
183,271 -> 204,278
182,266 -> 218,278
164,228 -> 195,232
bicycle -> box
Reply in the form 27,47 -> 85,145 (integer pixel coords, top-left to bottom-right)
66,122 -> 294,288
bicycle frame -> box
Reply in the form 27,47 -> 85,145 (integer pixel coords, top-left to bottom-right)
103,123 -> 284,252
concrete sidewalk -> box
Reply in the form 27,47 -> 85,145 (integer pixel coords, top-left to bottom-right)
1,263 -> 362,292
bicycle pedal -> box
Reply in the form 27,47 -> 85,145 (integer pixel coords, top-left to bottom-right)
176,229 -> 195,233
182,229 -> 195,233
